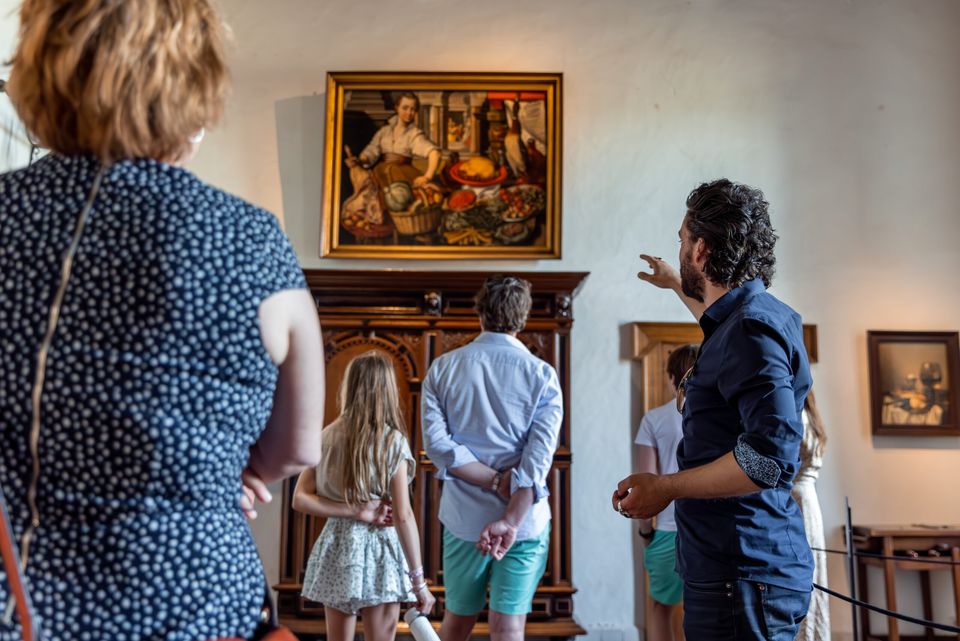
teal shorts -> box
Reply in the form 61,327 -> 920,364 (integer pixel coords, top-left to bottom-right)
643,529 -> 683,606
442,524 -> 550,616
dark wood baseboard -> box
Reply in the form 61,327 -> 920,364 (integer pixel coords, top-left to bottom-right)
280,616 -> 587,640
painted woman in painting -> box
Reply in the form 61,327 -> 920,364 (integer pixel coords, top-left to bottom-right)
345,92 -> 442,189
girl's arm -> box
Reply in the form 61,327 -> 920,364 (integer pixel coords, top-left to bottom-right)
390,462 -> 435,615
292,467 -> 392,526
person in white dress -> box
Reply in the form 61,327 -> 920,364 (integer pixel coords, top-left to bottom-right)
792,389 -> 831,641
293,351 -> 435,641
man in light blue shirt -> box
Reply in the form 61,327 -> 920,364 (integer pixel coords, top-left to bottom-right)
422,275 -> 563,641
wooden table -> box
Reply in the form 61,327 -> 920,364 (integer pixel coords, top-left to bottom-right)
852,524 -> 960,641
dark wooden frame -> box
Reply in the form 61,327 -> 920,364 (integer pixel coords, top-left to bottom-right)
275,269 -> 589,640
632,322 -> 819,411
630,321 -> 818,639
867,330 -> 960,437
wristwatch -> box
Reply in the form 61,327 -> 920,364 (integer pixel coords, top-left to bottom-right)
490,471 -> 503,493
639,527 -> 655,540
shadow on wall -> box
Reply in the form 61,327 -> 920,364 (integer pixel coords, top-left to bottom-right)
871,435 -> 960,450
274,93 -> 327,258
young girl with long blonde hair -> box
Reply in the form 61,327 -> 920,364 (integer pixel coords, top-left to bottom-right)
293,350 -> 434,641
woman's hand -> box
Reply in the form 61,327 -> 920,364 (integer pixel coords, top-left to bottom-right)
356,499 -> 393,527
412,174 -> 433,188
240,467 -> 272,521
637,254 -> 681,291
415,583 -> 436,615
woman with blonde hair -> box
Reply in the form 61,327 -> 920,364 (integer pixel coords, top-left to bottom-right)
0,1 -> 324,639
293,351 -> 434,641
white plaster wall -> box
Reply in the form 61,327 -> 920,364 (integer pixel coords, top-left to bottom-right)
3,1 -> 960,638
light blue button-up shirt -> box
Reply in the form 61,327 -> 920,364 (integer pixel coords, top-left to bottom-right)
421,332 -> 563,542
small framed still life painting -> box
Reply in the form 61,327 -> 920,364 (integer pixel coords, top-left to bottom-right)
867,331 -> 960,436
320,72 -> 562,259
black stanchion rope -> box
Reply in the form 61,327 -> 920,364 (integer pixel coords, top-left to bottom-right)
811,546 -> 960,566
814,582 -> 960,634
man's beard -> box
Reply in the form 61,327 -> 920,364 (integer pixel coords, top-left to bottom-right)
680,248 -> 706,303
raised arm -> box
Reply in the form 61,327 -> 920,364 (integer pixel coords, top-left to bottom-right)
248,289 -> 325,485
637,254 -> 706,321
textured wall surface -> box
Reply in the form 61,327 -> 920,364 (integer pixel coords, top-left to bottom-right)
3,1 -> 959,638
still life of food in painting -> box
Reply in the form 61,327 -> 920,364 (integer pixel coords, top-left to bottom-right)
322,73 -> 561,258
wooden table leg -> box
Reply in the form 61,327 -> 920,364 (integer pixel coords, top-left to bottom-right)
883,537 -> 899,641
951,547 -> 960,641
858,557 -> 871,641
920,570 -> 933,641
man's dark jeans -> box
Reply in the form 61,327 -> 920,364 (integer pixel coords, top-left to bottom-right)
683,578 -> 811,640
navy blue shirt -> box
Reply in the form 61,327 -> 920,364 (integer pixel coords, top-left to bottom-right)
675,278 -> 814,592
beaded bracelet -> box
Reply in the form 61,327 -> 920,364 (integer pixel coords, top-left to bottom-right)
407,566 -> 424,580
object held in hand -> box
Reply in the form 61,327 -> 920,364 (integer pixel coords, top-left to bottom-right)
405,608 -> 441,641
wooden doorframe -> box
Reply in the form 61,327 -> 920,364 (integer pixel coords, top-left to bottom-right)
629,321 -> 818,638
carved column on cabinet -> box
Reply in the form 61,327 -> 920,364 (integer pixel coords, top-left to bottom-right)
276,270 -> 589,640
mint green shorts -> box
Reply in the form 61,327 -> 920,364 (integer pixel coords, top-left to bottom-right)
643,529 -> 683,606
442,524 -> 550,616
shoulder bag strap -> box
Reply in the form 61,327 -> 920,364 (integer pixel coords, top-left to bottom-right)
0,486 -> 38,641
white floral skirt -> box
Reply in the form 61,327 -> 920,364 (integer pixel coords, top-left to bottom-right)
301,517 -> 415,615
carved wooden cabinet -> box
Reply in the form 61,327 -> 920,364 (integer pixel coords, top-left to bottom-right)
275,270 -> 589,640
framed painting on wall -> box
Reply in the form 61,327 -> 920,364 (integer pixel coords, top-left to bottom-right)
867,331 -> 960,436
320,72 -> 562,259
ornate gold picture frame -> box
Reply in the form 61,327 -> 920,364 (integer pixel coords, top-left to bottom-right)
321,72 -> 562,259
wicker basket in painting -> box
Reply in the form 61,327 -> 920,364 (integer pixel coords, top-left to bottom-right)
389,206 -> 442,236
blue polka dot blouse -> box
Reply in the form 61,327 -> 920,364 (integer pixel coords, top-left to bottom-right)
0,153 -> 306,640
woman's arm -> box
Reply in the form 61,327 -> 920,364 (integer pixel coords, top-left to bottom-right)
357,128 -> 384,166
414,149 -> 442,186
292,468 -> 392,525
389,462 -> 435,614
249,289 -> 325,485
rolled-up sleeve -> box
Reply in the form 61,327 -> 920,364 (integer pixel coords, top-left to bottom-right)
511,367 -> 563,501
420,363 -> 478,480
358,127 -> 384,165
410,129 -> 439,159
718,317 -> 804,490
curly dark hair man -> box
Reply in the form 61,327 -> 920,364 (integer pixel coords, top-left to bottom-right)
681,179 -> 778,300
628,179 -> 814,641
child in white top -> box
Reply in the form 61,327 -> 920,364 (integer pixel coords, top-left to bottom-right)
293,350 -> 434,641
